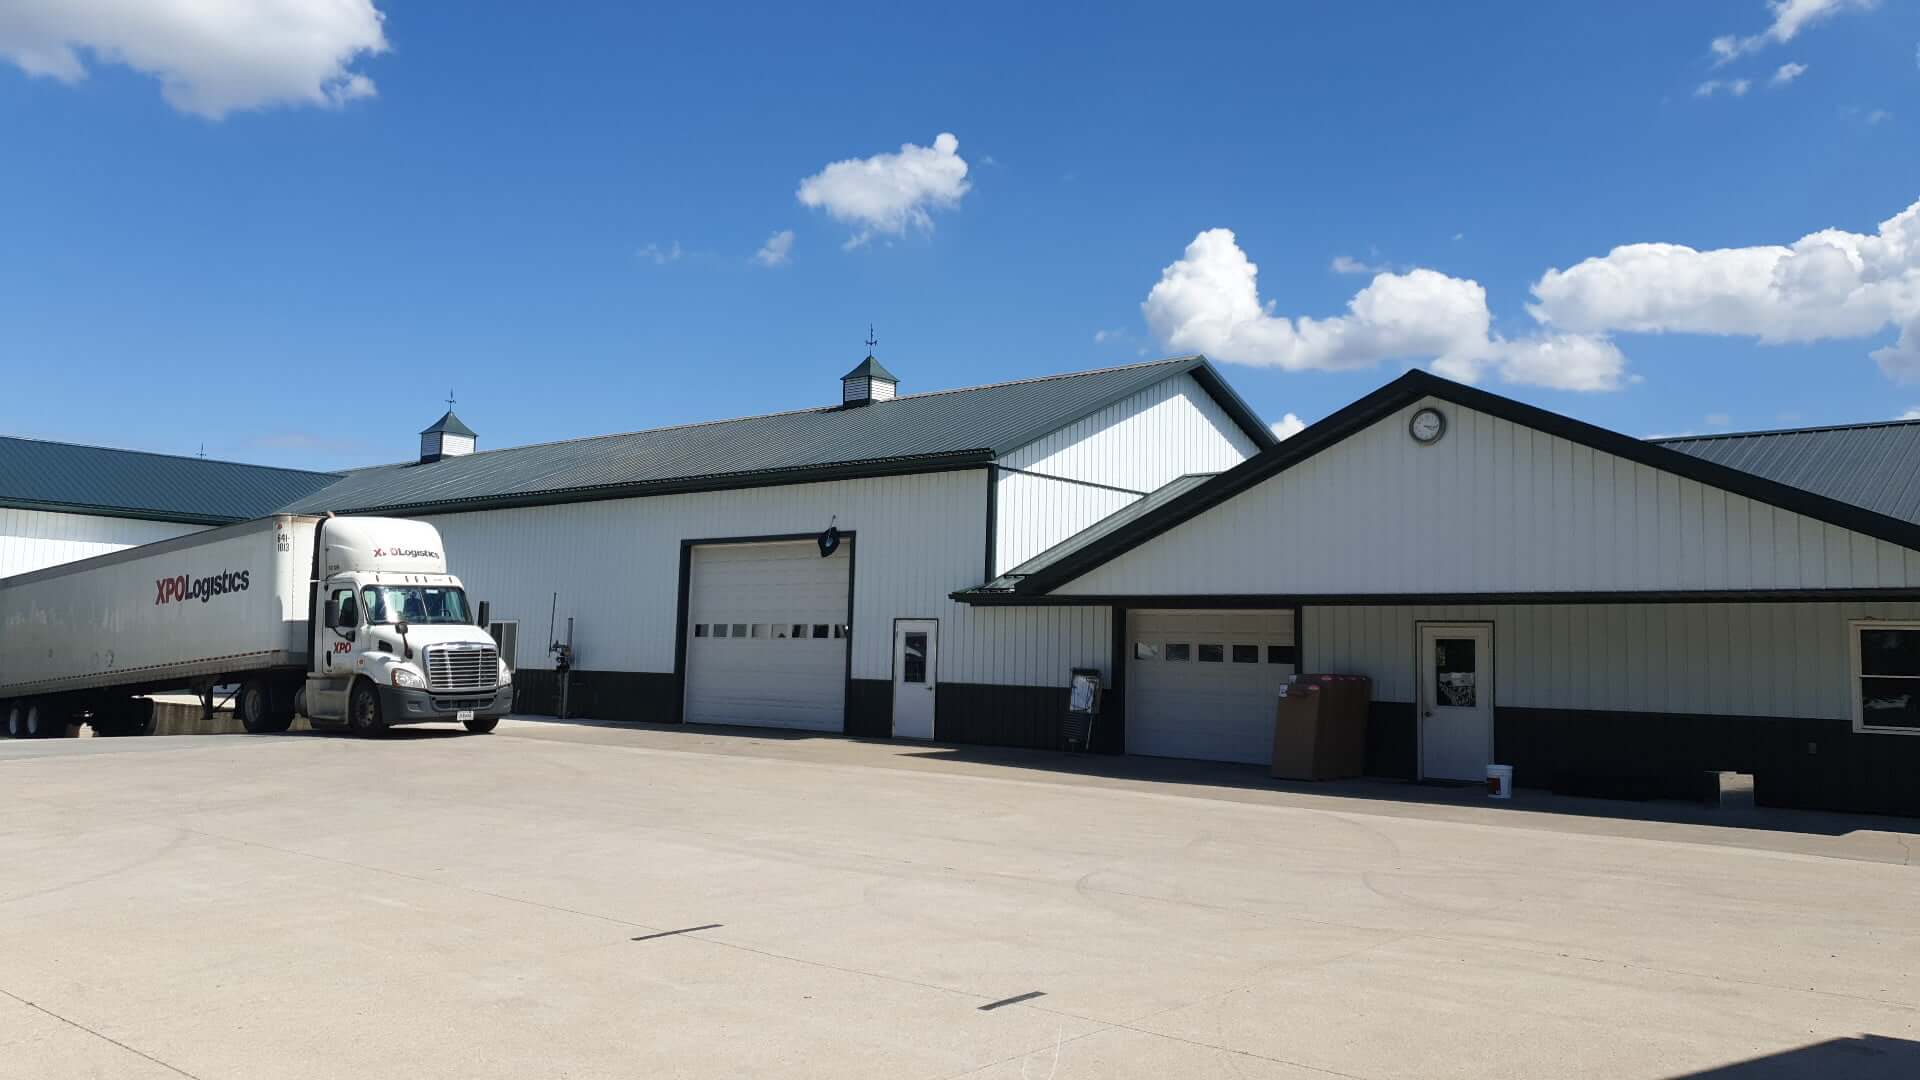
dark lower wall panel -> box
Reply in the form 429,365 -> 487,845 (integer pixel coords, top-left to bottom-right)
1364,701 -> 1417,780
1496,706 -> 1920,817
512,669 -> 677,724
846,678 -> 891,738
936,682 -> 1070,751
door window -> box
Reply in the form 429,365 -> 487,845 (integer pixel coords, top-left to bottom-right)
902,632 -> 928,683
1434,638 -> 1477,706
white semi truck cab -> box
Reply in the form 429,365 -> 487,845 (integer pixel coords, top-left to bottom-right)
0,514 -> 511,738
300,516 -> 512,735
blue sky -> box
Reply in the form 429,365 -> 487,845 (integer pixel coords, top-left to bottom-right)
2,1 -> 1917,470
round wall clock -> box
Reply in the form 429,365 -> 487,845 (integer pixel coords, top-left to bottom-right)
1409,407 -> 1446,445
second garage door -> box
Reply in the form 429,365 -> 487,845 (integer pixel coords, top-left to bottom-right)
685,540 -> 850,731
1127,609 -> 1297,763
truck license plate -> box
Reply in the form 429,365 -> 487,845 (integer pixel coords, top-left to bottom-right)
456,710 -> 475,723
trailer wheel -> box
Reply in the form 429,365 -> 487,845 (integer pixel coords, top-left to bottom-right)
463,718 -> 500,734
25,701 -> 63,739
5,702 -> 22,739
348,681 -> 387,738
237,679 -> 292,734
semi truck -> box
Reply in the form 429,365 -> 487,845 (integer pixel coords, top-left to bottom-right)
1,514 -> 512,739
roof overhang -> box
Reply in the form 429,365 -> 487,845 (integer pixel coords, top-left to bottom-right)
300,449 -> 997,517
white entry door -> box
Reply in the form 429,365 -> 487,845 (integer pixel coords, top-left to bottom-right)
891,620 -> 937,739
1418,623 -> 1494,781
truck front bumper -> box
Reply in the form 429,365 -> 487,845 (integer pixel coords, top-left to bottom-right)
376,683 -> 513,725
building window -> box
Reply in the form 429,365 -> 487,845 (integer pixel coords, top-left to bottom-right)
772,624 -> 790,639
694,624 -> 709,638
1853,621 -> 1920,734
1134,642 -> 1159,661
1231,644 -> 1259,664
833,624 -> 849,639
1197,644 -> 1224,663
731,624 -> 748,639
812,624 -> 830,639
751,624 -> 767,639
1267,645 -> 1297,665
791,624 -> 807,640
1165,643 -> 1190,662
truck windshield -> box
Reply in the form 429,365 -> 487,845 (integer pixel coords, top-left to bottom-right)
360,585 -> 473,626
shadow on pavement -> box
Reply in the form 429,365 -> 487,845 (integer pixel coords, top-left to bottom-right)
1666,1035 -> 1920,1078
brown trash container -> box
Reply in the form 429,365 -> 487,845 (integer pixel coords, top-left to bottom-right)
1270,673 -> 1372,780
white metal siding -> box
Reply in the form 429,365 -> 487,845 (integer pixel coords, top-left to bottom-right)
0,507 -> 204,579
1058,396 -> 1920,596
993,373 -> 1260,575
1304,601 -> 1920,719
413,470 -> 1110,697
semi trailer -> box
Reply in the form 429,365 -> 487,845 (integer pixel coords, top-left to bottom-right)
1,514 -> 511,738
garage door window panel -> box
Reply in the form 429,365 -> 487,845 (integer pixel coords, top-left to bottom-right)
1165,644 -> 1190,662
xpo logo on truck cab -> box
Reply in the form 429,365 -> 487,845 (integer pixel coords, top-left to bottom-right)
155,569 -> 250,605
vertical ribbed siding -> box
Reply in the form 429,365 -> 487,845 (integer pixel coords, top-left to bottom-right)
415,469 -> 1108,691
1304,601 -> 1920,718
992,373 -> 1260,575
1059,396 -> 1920,596
0,507 -> 205,579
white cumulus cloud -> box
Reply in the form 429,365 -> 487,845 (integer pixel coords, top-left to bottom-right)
1528,197 -> 1920,381
1711,0 -> 1877,62
796,132 -> 971,248
1330,254 -> 1389,275
754,229 -> 794,268
1771,61 -> 1809,85
1141,229 -> 1628,392
1901,408 -> 1920,420
0,0 -> 389,119
1270,413 -> 1307,440
1695,78 -> 1753,97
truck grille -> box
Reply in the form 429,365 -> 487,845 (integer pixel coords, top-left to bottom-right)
425,643 -> 498,694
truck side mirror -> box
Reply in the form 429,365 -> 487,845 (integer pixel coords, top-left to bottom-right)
477,600 -> 491,629
324,599 -> 339,629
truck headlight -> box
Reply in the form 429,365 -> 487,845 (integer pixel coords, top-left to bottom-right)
497,660 -> 512,685
391,667 -> 426,689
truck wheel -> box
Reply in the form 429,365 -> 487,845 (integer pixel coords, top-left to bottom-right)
237,679 -> 292,734
463,718 -> 500,734
5,702 -> 22,739
25,702 -> 63,739
348,681 -> 387,737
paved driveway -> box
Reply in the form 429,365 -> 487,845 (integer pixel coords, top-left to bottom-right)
3,720 -> 1917,1079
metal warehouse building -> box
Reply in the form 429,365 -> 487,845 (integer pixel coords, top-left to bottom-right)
279,355 -> 1274,743
10,354 -> 1920,816
0,437 -> 340,579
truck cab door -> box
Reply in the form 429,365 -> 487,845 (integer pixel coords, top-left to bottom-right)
306,580 -> 359,720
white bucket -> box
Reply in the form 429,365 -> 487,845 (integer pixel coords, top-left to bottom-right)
1486,764 -> 1514,800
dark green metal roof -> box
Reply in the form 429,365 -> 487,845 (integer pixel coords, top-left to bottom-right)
285,356 -> 1274,516
421,410 -> 477,438
0,436 -> 343,525
841,355 -> 899,382
1657,420 -> 1920,527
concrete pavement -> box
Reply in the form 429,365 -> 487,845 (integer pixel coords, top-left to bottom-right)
3,719 -> 1917,1079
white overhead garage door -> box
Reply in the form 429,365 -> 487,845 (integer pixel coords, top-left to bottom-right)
685,540 -> 850,731
1127,609 -> 1296,763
